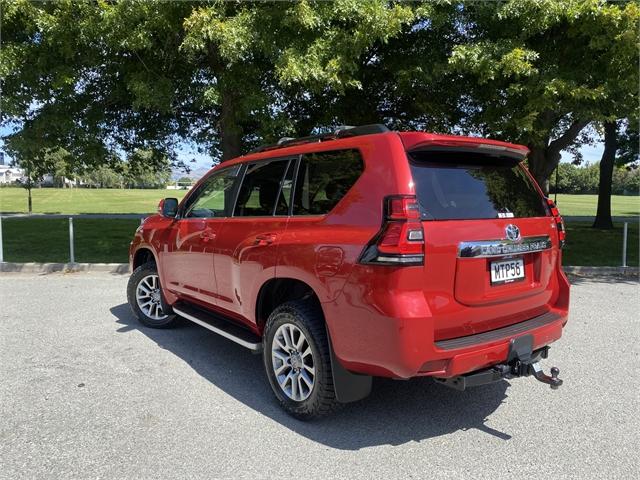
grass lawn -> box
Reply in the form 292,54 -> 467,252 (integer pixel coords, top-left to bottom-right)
553,194 -> 639,217
1,217 -> 637,266
0,187 -> 188,214
562,221 -> 639,267
0,188 -> 638,217
1,218 -> 141,263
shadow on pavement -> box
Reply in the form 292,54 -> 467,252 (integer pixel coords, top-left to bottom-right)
110,303 -> 511,449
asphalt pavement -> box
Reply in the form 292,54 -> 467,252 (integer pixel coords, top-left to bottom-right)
1,273 -> 638,479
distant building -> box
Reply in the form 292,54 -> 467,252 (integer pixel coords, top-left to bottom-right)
0,165 -> 25,184
40,173 -> 80,187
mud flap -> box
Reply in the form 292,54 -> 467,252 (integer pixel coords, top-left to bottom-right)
326,331 -> 372,403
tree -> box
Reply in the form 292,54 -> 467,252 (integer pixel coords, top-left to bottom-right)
123,150 -> 173,189
592,117 -> 640,227
1,0 -> 417,169
292,3 -> 465,133
11,152 -> 51,214
14,158 -> 40,214
446,0 -> 639,194
593,121 -> 618,229
2,0 -> 637,196
83,165 -> 123,189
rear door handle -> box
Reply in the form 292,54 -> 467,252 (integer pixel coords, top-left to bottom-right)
200,229 -> 217,242
254,234 -> 276,246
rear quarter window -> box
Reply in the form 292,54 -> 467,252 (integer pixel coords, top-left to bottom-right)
409,151 -> 547,220
292,149 -> 363,215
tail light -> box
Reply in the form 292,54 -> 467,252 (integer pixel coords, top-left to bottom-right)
359,195 -> 425,265
547,198 -> 565,248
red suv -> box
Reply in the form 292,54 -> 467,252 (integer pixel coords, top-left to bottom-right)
127,125 -> 569,419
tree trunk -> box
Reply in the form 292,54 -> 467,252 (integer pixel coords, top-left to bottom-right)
527,120 -> 590,196
27,186 -> 32,214
527,146 -> 560,195
593,121 -> 618,230
219,88 -> 242,161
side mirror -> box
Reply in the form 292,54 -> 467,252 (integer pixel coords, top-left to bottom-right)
158,198 -> 179,218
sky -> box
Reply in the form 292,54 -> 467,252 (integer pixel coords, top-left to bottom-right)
0,124 -> 605,177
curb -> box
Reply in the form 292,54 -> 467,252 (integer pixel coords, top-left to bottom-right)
0,262 -> 130,274
563,266 -> 639,277
1,262 -> 637,277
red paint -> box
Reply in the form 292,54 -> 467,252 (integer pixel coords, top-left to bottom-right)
130,131 -> 569,379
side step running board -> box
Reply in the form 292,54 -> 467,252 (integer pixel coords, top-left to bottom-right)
172,303 -> 263,353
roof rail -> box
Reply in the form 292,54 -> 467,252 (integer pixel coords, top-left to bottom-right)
247,124 -> 389,155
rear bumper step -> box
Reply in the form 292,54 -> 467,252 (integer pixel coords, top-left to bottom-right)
173,302 -> 262,352
435,311 -> 561,350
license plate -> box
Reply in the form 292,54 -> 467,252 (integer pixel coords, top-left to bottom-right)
490,258 -> 525,285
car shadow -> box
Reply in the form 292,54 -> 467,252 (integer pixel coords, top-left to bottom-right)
110,303 -> 512,450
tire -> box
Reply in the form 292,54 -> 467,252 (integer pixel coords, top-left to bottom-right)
127,261 -> 178,328
262,299 -> 339,419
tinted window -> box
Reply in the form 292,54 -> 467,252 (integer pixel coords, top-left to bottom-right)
409,151 -> 547,220
184,165 -> 240,218
234,159 -> 290,217
292,149 -> 363,215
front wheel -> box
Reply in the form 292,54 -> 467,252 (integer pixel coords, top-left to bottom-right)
263,300 -> 339,419
127,261 -> 177,328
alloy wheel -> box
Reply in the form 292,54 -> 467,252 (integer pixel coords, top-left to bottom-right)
135,274 -> 168,321
271,323 -> 316,401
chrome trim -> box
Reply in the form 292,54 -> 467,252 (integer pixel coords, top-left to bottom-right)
375,255 -> 424,264
457,235 -> 551,258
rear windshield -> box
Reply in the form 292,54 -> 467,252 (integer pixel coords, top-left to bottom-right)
408,151 -> 547,220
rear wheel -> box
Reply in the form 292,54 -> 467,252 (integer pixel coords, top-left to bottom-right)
263,300 -> 339,419
127,261 -> 177,328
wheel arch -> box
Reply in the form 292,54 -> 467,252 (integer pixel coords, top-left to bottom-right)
132,246 -> 158,270
257,276 -> 372,404
255,277 -> 323,333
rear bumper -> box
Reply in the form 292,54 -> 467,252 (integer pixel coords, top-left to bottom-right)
329,308 -> 567,379
424,310 -> 565,378
324,265 -> 570,379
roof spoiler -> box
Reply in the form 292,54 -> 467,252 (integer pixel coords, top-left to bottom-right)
409,143 -> 528,161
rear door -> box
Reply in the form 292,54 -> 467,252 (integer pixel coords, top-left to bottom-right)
212,157 -> 294,326
408,147 -> 559,340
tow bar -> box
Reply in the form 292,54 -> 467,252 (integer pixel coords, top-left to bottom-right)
435,335 -> 563,391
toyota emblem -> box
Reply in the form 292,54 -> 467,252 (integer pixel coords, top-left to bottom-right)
505,224 -> 521,241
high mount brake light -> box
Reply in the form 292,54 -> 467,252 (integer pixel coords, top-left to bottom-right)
359,195 -> 425,266
547,198 -> 565,248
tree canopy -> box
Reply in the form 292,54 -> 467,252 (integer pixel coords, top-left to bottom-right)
1,0 -> 638,194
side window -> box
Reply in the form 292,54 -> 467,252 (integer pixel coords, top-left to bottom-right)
184,166 -> 240,218
234,159 -> 290,217
292,149 -> 364,215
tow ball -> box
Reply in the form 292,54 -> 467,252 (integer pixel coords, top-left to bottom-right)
435,336 -> 564,391
532,363 -> 562,389
510,359 -> 563,389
